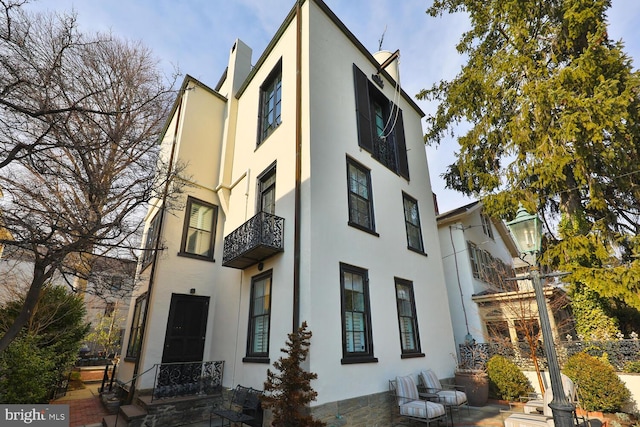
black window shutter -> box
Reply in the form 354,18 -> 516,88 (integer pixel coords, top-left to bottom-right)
395,108 -> 410,180
353,64 -> 373,153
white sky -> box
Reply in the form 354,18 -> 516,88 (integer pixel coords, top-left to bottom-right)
24,0 -> 640,214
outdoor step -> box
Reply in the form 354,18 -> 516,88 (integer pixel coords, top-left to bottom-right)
120,404 -> 147,421
102,414 -> 123,427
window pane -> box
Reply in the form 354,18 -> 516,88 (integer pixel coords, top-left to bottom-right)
395,281 -> 420,353
403,195 -> 423,251
182,199 -> 216,258
341,264 -> 372,358
260,69 -> 282,141
248,274 -> 272,357
347,161 -> 374,231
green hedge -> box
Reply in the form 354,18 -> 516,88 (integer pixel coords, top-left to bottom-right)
487,355 -> 533,401
563,352 -> 630,412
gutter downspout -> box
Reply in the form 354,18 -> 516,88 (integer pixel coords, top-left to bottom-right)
127,88 -> 184,404
293,0 -> 302,333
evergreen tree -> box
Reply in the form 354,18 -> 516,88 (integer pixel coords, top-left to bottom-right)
0,285 -> 89,403
571,284 -> 620,340
420,0 -> 640,310
262,322 -> 325,427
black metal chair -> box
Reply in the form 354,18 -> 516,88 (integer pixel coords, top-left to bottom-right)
211,385 -> 263,427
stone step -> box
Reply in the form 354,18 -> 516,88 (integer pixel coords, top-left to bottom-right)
101,414 -> 122,427
120,404 -> 147,421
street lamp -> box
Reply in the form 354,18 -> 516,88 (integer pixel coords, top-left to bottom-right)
506,205 -> 574,427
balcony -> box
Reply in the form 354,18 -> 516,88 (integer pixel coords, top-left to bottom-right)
222,211 -> 285,269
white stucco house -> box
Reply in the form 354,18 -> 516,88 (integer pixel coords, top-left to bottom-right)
436,201 -> 573,354
117,0 -> 457,424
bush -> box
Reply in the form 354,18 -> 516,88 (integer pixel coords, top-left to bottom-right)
0,335 -> 55,403
563,352 -> 630,412
487,355 -> 533,401
623,360 -> 640,374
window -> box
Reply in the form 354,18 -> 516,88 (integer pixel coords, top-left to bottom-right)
257,163 -> 276,214
402,193 -> 425,253
179,197 -> 218,260
467,241 -> 515,289
486,320 -> 511,343
340,263 -> 377,364
104,302 -> 116,317
141,213 -> 161,269
258,60 -> 282,144
125,293 -> 147,359
515,319 -> 540,341
395,279 -> 423,357
353,64 -> 409,180
245,271 -> 272,361
346,158 -> 376,233
480,213 -> 494,239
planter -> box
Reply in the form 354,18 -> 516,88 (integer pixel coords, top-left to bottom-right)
455,370 -> 489,407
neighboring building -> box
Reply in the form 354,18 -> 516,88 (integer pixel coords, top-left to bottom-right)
436,201 -> 574,353
0,245 -> 134,355
118,0 -> 456,423
82,256 -> 136,356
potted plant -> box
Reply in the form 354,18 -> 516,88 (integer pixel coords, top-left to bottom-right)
454,344 -> 489,406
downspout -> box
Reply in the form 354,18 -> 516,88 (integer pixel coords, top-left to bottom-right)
450,225 -> 472,341
127,88 -> 185,404
292,0 -> 302,333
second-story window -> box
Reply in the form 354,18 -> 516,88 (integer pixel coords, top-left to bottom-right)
179,197 -> 218,260
481,213 -> 494,239
402,192 -> 425,253
141,212 -> 161,270
258,60 -> 282,144
257,164 -> 277,214
346,158 -> 376,234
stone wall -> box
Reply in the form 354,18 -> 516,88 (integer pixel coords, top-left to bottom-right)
310,390 -> 396,427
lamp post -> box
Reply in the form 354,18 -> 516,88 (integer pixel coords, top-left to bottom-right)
506,205 -> 574,427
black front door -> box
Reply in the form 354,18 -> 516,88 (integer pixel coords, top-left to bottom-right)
161,294 -> 209,363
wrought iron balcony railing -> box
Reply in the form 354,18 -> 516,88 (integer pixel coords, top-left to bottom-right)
222,211 -> 285,269
152,360 -> 224,401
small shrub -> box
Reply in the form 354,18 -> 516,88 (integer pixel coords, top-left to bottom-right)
563,352 -> 630,412
623,361 -> 640,374
487,355 -> 533,401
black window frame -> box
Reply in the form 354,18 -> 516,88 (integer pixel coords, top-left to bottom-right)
339,263 -> 377,364
394,278 -> 424,358
125,293 -> 147,360
402,192 -> 426,254
257,59 -> 283,145
178,196 -> 218,261
346,157 -> 377,235
256,162 -> 277,214
353,64 -> 409,180
244,270 -> 273,363
141,213 -> 161,270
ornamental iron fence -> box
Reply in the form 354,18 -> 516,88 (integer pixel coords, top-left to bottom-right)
459,338 -> 640,372
152,360 -> 224,401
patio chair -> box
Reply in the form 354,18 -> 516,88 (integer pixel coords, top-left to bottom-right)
522,374 -> 577,415
210,384 -> 263,427
419,369 -> 470,416
389,375 -> 447,426
504,376 -> 589,427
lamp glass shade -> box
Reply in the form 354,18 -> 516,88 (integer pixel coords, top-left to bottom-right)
506,206 -> 542,255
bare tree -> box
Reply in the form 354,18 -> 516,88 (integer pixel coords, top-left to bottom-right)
0,1 -> 179,353
480,262 -> 574,394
